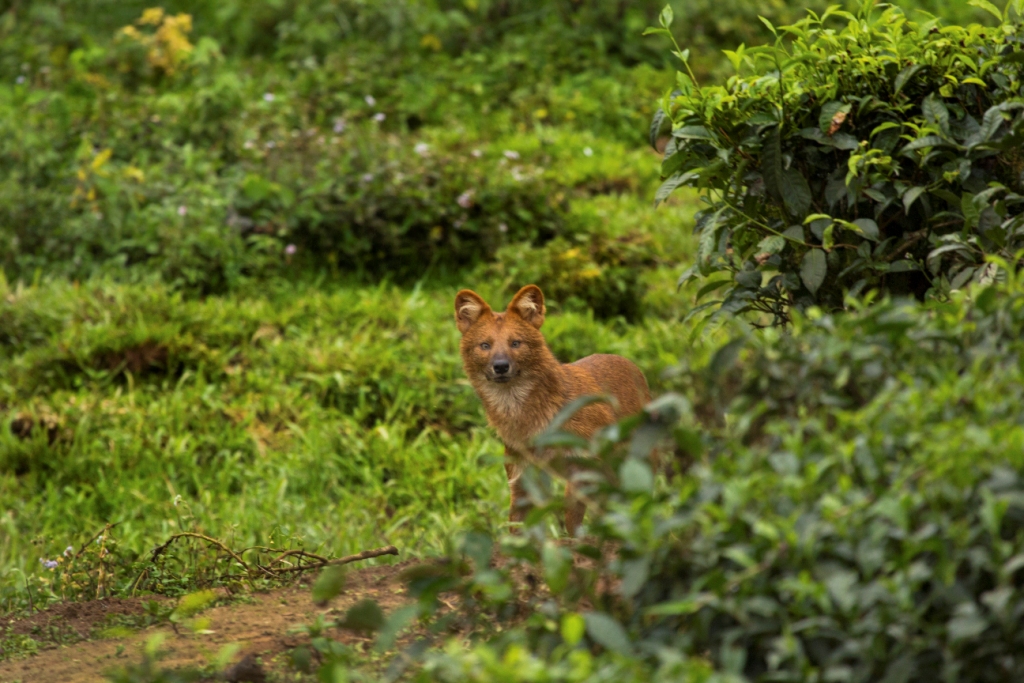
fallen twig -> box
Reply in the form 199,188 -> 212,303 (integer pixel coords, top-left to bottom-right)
148,532 -> 273,578
130,532 -> 399,595
267,545 -> 399,574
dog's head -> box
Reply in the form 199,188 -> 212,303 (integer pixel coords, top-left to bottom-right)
454,285 -> 547,384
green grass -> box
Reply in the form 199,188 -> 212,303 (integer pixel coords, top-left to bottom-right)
0,184 -> 716,607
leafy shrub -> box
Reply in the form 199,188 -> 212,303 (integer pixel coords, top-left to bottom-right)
0,53 -> 579,291
655,2 -> 1024,322
482,233 -> 659,321
295,276 -> 1024,682
672,0 -> 993,76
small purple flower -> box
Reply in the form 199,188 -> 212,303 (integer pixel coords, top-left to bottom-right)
373,112 -> 386,123
365,95 -> 376,106
263,92 -> 275,102
503,150 -> 520,160
42,559 -> 58,569
457,190 -> 475,209
333,118 -> 346,134
284,244 -> 297,256
177,205 -> 187,217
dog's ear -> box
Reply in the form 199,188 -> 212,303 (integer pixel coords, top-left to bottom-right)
509,285 -> 545,329
455,290 -> 491,333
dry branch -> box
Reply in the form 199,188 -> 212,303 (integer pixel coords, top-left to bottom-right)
131,531 -> 399,594
268,545 -> 399,574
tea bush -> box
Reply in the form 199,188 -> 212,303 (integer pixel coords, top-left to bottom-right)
656,1 -> 1024,322
0,75 -> 577,291
483,233 -> 659,321
305,277 -> 1024,682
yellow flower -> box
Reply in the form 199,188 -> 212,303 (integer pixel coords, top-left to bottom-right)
91,148 -> 112,171
420,34 -> 442,51
139,7 -> 165,26
123,166 -> 146,182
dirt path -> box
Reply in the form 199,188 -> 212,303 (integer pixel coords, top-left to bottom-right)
0,562 -> 412,683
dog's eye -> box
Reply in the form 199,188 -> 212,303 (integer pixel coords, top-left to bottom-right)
480,342 -> 491,351
510,340 -> 520,348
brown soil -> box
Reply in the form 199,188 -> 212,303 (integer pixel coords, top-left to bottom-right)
0,561 -> 413,683
8,597 -> 152,642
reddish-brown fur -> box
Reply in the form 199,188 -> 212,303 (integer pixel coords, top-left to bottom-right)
454,284 -> 651,535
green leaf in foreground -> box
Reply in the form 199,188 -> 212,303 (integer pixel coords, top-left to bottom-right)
312,565 -> 347,606
339,598 -> 385,633
560,613 -> 586,647
800,249 -> 827,295
584,612 -> 633,655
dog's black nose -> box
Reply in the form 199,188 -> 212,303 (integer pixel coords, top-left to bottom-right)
493,360 -> 510,375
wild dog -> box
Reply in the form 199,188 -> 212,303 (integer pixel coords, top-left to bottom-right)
454,284 -> 651,535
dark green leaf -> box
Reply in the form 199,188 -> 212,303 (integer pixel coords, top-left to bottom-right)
783,224 -> 805,242
922,93 -> 950,135
832,133 -> 860,150
782,167 -> 813,217
852,218 -> 880,241
879,654 -> 915,683
619,558 -> 650,599
962,193 -> 981,229
903,186 -> 927,213
696,278 -> 731,301
339,599 -> 385,633
654,171 -> 693,207
312,565 -> 346,606
620,458 -> 654,495
894,64 -> 925,95
677,265 -> 699,288
584,612 -> 633,655
800,249 -> 827,295
758,235 -> 786,254
947,602 -> 988,642
709,338 -> 745,377
542,542 -> 571,594
648,107 -> 668,149
901,135 -> 956,154
673,125 -> 716,141
762,127 -> 783,199
535,395 -> 615,449
462,531 -> 492,570
375,604 -> 417,653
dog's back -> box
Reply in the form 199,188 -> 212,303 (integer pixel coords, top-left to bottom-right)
569,354 -> 651,418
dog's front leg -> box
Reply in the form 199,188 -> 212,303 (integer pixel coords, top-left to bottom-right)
504,448 -> 528,527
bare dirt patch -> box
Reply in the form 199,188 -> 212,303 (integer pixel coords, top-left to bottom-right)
8,596 -> 152,642
0,561 -> 412,683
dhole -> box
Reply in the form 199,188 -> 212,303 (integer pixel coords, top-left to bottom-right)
454,284 -> 651,535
